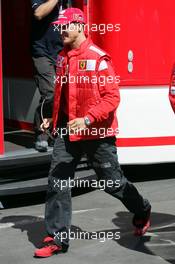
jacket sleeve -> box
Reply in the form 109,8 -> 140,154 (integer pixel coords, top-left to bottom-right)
85,59 -> 120,123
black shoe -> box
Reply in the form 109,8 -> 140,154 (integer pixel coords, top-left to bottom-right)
35,140 -> 48,152
34,133 -> 49,152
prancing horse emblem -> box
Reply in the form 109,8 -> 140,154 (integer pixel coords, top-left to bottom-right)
79,60 -> 87,71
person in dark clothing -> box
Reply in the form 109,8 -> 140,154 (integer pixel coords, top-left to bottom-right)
31,0 -> 64,151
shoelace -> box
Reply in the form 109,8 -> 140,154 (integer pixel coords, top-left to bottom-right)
43,240 -> 62,250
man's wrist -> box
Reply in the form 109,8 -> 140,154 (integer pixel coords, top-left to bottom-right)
84,116 -> 91,126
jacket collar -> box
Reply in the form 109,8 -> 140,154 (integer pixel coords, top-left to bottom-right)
65,37 -> 92,58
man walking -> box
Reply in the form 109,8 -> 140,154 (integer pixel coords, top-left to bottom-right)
34,7 -> 151,258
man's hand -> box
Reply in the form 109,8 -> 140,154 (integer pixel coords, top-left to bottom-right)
67,118 -> 87,132
40,118 -> 53,132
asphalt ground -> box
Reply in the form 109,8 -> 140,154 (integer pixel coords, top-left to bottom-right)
0,170 -> 175,264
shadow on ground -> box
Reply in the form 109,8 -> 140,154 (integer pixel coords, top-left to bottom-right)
0,211 -> 175,263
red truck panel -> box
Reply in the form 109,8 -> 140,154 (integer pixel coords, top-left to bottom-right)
89,0 -> 175,86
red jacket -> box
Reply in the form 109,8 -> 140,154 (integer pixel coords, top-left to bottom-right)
53,37 -> 120,141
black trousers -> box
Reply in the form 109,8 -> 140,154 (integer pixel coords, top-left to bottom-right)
45,135 -> 151,247
32,56 -> 56,139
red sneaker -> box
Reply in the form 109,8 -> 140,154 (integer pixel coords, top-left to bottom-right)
133,208 -> 151,236
43,236 -> 54,243
34,236 -> 68,258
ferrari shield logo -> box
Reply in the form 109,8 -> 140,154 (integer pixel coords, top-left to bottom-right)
78,60 -> 87,71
